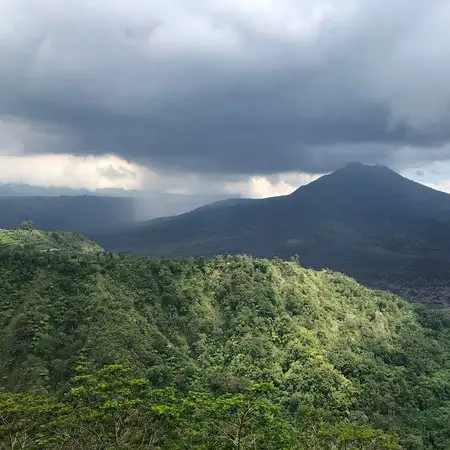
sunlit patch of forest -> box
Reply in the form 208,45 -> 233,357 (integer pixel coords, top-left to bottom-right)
0,231 -> 449,448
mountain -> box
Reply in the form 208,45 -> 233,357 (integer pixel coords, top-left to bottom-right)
0,182 -> 145,197
97,163 -> 450,307
0,236 -> 449,447
0,188 -> 228,233
0,195 -> 137,234
0,182 -> 227,203
133,192 -> 232,221
0,183 -> 91,197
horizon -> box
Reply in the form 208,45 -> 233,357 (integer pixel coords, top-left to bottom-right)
2,2 -> 450,200
1,161 -> 449,200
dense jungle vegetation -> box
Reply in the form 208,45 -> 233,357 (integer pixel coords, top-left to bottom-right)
0,229 -> 449,448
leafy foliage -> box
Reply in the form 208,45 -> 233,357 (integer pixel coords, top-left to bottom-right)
1,364 -> 400,449
0,236 -> 449,448
0,228 -> 102,253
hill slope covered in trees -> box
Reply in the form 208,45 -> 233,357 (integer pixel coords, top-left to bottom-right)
0,232 -> 449,448
97,163 -> 450,307
0,227 -> 103,253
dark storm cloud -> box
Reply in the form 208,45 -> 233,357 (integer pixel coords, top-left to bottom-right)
1,0 -> 450,175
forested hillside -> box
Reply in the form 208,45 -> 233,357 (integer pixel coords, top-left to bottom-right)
98,163 -> 450,307
0,227 -> 102,253
0,231 -> 449,448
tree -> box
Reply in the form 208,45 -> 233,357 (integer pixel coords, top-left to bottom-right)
65,364 -> 179,449
180,382 -> 297,449
0,393 -> 70,449
19,221 -> 34,231
307,422 -> 401,450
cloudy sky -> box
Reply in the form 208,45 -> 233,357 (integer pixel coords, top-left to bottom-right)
1,0 -> 450,197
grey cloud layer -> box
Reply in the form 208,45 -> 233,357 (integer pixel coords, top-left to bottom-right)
1,0 -> 450,174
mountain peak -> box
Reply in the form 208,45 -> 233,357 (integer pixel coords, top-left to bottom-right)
341,161 -> 367,170
338,162 -> 393,174
290,162 -> 401,197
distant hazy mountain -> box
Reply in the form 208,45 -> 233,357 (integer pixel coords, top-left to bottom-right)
0,184 -> 228,232
97,163 -> 450,307
0,196 -> 137,234
0,183 -> 93,197
0,183 -> 154,197
0,183 -> 226,210
133,193 -> 231,221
